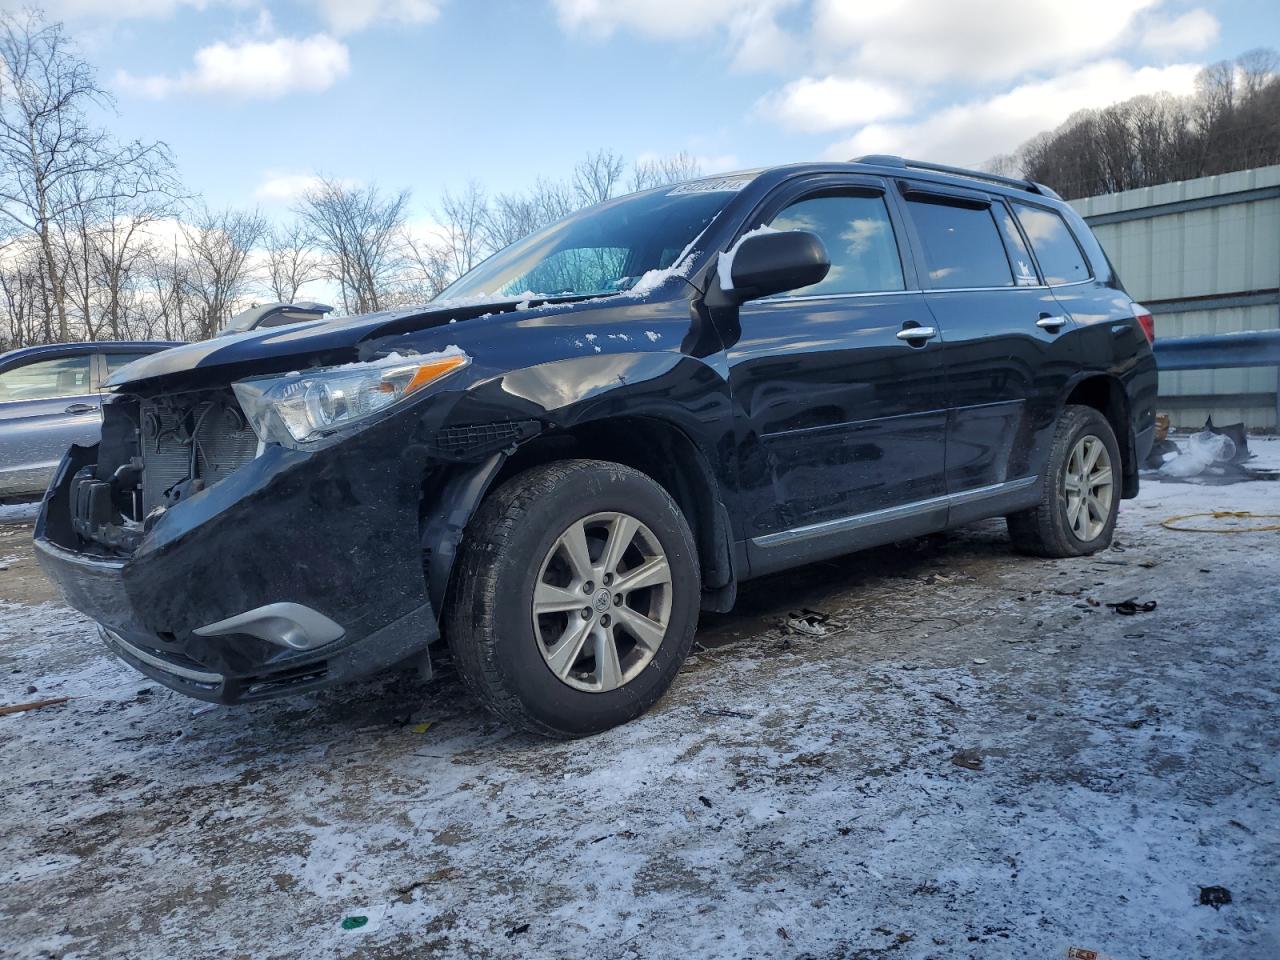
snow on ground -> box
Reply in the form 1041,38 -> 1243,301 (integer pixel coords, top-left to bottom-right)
1,451 -> 1278,960
0,500 -> 40,524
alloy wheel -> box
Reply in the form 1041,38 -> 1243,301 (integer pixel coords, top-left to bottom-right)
531,511 -> 673,693
1063,434 -> 1114,542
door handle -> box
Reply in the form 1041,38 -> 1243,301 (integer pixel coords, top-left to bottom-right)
1036,314 -> 1068,331
64,402 -> 97,415
896,326 -> 937,342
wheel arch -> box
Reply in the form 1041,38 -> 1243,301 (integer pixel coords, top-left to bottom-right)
1061,373 -> 1137,498
422,414 -> 738,619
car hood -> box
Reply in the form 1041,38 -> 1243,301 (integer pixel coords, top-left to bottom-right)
106,299 -> 539,388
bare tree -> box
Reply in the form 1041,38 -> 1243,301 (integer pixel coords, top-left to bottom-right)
296,178 -> 408,314
628,151 -> 703,192
435,180 -> 488,280
0,250 -> 45,349
483,177 -> 577,250
142,238 -> 197,342
180,206 -> 267,338
1005,48 -> 1280,198
263,221 -> 322,303
573,149 -> 625,206
0,10 -> 177,341
399,230 -> 454,301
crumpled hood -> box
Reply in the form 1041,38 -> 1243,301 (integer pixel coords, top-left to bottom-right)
106,300 -> 523,388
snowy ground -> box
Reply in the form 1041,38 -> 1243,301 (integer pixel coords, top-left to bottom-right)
2,440 -> 1278,960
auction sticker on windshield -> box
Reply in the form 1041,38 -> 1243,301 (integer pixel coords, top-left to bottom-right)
667,176 -> 754,195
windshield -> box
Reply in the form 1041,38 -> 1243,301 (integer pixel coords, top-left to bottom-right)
436,181 -> 749,301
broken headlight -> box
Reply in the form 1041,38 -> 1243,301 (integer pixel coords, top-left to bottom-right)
232,349 -> 470,447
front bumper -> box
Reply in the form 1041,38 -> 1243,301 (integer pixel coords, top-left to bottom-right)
34,424 -> 441,704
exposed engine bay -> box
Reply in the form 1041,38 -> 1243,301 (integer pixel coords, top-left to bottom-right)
69,390 -> 259,555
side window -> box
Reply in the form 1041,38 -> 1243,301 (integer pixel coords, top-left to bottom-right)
104,353 -> 151,374
766,192 -> 905,297
0,355 -> 93,402
904,196 -> 1014,289
995,204 -> 1040,286
1012,203 -> 1091,285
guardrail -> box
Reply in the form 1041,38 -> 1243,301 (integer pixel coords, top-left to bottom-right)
1153,328 -> 1280,371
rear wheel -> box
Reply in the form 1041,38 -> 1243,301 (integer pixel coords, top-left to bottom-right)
445,459 -> 700,738
1007,404 -> 1120,557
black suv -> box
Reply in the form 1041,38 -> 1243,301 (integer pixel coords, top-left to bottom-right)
35,157 -> 1157,737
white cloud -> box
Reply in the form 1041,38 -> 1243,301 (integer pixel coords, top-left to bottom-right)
824,60 -> 1202,166
1140,8 -> 1220,54
551,0 -> 799,69
0,0 -> 442,33
812,0 -> 1162,83
552,0 -> 744,38
253,171 -> 364,203
304,0 -> 443,35
116,33 -> 350,99
254,173 -> 325,203
757,75 -> 911,132
694,153 -> 740,175
0,0 -> 208,16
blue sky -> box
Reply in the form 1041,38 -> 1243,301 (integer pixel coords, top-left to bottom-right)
13,0 -> 1277,219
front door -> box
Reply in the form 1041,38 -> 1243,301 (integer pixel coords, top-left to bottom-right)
719,176 -> 950,572
0,352 -> 101,496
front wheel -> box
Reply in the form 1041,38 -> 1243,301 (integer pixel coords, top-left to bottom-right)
445,459 -> 700,738
1007,404 -> 1121,558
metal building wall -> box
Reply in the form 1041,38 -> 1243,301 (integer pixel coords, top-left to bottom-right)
1072,165 -> 1280,430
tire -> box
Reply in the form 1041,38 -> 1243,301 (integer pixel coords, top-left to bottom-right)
1007,404 -> 1121,558
444,459 -> 700,738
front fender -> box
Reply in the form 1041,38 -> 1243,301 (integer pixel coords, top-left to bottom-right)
419,349 -> 739,617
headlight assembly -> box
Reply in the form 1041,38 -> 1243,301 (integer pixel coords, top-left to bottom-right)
232,348 -> 470,447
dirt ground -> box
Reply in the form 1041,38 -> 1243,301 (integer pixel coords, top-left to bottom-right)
1,446 -> 1278,960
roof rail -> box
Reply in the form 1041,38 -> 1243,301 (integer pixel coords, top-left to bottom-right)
851,154 -> 1055,197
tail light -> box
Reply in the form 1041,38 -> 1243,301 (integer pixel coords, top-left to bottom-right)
1131,302 -> 1155,344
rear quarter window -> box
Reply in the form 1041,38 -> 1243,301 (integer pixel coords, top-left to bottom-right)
1012,203 -> 1091,285
905,197 -> 1013,289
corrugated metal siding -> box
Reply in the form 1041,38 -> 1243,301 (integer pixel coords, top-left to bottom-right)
1072,165 -> 1280,431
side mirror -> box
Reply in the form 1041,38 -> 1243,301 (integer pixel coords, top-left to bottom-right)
720,230 -> 830,302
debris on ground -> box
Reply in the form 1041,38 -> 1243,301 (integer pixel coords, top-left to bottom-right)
950,750 -> 984,771
784,609 -> 840,636
700,707 -> 754,720
1107,599 -> 1158,615
1147,420 -> 1275,483
340,916 -> 368,930
1198,886 -> 1233,910
0,696 -> 70,717
1160,511 -> 1280,534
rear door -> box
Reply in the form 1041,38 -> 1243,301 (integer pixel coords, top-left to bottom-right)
0,351 -> 100,496
895,182 -> 1075,497
723,174 -> 949,568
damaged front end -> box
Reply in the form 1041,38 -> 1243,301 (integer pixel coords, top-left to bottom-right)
67,389 -> 257,555
36,377 -> 444,703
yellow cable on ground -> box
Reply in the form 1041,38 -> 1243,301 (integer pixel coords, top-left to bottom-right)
1159,510 -> 1280,533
